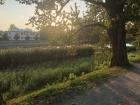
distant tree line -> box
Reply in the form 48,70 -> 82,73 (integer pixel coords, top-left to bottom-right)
0,31 -> 9,41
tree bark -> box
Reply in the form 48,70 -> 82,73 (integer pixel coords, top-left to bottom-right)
0,93 -> 6,105
108,16 -> 129,67
105,1 -> 130,67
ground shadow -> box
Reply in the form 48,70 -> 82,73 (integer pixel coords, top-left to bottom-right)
54,63 -> 140,105
127,62 -> 140,74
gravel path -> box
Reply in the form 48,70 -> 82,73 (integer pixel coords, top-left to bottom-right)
56,63 -> 140,105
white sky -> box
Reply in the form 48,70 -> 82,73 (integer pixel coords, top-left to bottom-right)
0,0 -> 86,31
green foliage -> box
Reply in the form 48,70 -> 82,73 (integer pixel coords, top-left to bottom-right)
8,67 -> 121,105
94,48 -> 112,68
34,35 -> 39,40
128,22 -> 140,48
0,0 -> 5,4
0,57 -> 93,100
0,46 -> 94,69
38,3 -> 81,44
128,50 -> 140,62
14,33 -> 20,40
25,35 -> 30,41
76,4 -> 109,45
133,36 -> 140,48
126,22 -> 140,47
2,32 -> 9,41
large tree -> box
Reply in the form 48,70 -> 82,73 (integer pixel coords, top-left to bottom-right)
84,0 -> 140,66
15,0 -> 140,67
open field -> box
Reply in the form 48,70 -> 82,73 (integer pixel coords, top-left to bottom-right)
0,46 -> 93,69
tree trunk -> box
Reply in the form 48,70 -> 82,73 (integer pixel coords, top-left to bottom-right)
108,17 -> 129,67
0,93 -> 6,105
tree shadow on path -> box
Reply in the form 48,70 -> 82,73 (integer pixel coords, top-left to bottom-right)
127,62 -> 140,74
55,62 -> 140,105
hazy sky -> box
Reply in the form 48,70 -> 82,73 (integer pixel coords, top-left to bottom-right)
0,0 -> 86,31
0,0 -> 35,31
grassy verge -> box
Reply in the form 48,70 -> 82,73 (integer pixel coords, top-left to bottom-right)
128,50 -> 140,62
0,57 -> 93,100
8,67 -> 125,105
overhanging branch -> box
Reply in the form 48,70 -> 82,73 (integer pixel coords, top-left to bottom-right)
85,0 -> 106,8
59,0 -> 70,11
56,0 -> 70,15
74,23 -> 108,35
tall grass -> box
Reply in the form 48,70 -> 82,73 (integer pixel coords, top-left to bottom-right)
0,57 -> 93,100
128,50 -> 140,62
8,67 -> 122,105
94,48 -> 112,68
0,46 -> 113,101
0,46 -> 94,70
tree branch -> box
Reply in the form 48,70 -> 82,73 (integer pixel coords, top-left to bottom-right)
74,23 -> 108,35
59,0 -> 70,12
85,0 -> 106,8
56,0 -> 71,16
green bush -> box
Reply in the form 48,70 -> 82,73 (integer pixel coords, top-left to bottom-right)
0,46 -> 94,70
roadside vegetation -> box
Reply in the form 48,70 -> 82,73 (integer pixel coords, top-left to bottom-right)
0,46 -> 139,105
0,46 -> 113,104
128,49 -> 140,62
0,57 -> 93,100
8,67 -> 124,105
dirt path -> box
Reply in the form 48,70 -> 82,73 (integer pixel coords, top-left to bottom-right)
55,63 -> 140,105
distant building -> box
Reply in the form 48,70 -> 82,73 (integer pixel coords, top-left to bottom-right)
7,25 -> 40,41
